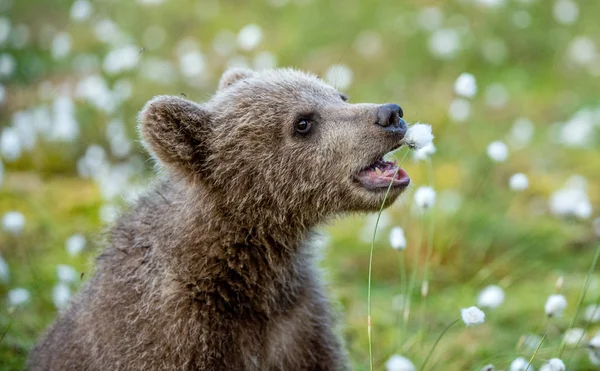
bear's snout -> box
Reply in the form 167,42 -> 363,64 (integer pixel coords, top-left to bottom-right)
375,104 -> 406,138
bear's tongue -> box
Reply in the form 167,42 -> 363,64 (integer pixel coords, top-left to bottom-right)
355,158 -> 410,190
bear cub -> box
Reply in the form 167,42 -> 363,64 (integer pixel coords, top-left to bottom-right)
29,68 -> 410,370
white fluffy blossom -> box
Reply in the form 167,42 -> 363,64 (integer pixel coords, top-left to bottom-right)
553,0 -> 578,25
389,227 -> 406,250
477,285 -> 505,309
52,282 -> 71,309
428,28 -> 461,59
2,211 -> 25,234
57,264 -> 78,283
510,357 -> 535,371
385,354 -> 415,371
7,287 -> 30,306
237,24 -> 263,51
549,185 -> 592,220
508,117 -> 535,149
589,335 -> 600,365
584,304 -> 600,323
563,327 -> 585,346
509,173 -> 529,191
66,234 -> 86,256
454,73 -> 477,98
414,186 -> 436,210
448,98 -> 471,122
70,0 -> 93,21
404,123 -> 434,150
461,306 -> 485,326
545,294 -> 567,317
487,141 -> 508,162
413,143 -> 436,161
540,358 -> 565,371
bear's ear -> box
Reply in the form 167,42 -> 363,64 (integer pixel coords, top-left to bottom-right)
218,68 -> 255,90
138,95 -> 212,178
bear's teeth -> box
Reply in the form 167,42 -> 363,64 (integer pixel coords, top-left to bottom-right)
375,168 -> 383,176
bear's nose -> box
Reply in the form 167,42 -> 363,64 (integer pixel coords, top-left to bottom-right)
376,104 -> 406,137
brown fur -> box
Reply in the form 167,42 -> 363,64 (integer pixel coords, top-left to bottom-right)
28,68 -> 408,370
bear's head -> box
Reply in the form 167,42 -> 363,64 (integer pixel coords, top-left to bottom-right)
139,68 -> 410,229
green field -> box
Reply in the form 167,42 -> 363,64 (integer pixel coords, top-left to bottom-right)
1,0 -> 600,370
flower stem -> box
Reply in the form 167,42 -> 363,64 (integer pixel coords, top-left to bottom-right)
420,318 -> 460,371
526,330 -> 547,370
560,243 -> 600,359
367,148 -> 409,371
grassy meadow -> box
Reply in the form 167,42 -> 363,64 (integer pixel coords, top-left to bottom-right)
1,0 -> 600,369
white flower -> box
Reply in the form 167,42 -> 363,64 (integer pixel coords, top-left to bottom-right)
389,227 -> 406,250
454,73 -> 477,98
509,173 -> 529,191
428,28 -> 461,59
510,357 -> 535,371
541,358 -> 565,371
461,306 -> 485,326
590,335 -> 600,349
549,187 -> 592,219
448,98 -> 471,122
1,127 -> 22,161
553,0 -> 578,25
590,350 -> 600,366
7,287 -> 30,306
52,283 -> 71,309
385,354 -> 415,371
563,327 -> 585,346
324,64 -> 353,91
237,24 -> 263,51
0,254 -> 9,282
487,141 -> 508,162
2,211 -> 25,234
508,117 -> 535,149
413,143 -> 436,161
103,45 -> 140,75
545,294 -> 567,317
51,32 -> 71,60
56,265 -> 78,283
404,123 -> 434,150
485,84 -> 509,109
584,304 -> 600,323
70,0 -> 93,22
414,186 -> 436,210
477,285 -> 505,309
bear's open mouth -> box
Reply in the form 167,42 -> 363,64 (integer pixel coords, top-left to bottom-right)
354,157 -> 410,191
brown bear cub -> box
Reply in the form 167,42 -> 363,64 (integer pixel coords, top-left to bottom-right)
29,68 -> 410,370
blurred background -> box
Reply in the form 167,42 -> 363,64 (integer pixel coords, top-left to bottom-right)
1,0 -> 599,369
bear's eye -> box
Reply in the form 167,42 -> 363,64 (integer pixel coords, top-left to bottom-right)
295,119 -> 312,134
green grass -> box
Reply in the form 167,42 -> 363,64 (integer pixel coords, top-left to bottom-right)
1,0 -> 600,369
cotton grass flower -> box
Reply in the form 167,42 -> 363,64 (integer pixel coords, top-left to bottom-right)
403,123 -> 434,150
477,285 -> 505,309
454,73 -> 477,98
487,141 -> 508,162
385,354 -> 415,371
584,304 -> 600,323
2,211 -> 25,234
237,24 -> 263,51
389,227 -> 406,250
461,306 -> 485,326
57,265 -> 78,283
448,98 -> 471,122
540,358 -> 565,371
509,173 -> 529,191
563,327 -> 586,346
413,143 -> 436,161
52,282 -> 71,309
510,357 -> 535,371
414,186 -> 436,210
589,335 -> 600,365
545,294 -> 567,317
8,287 -> 30,306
